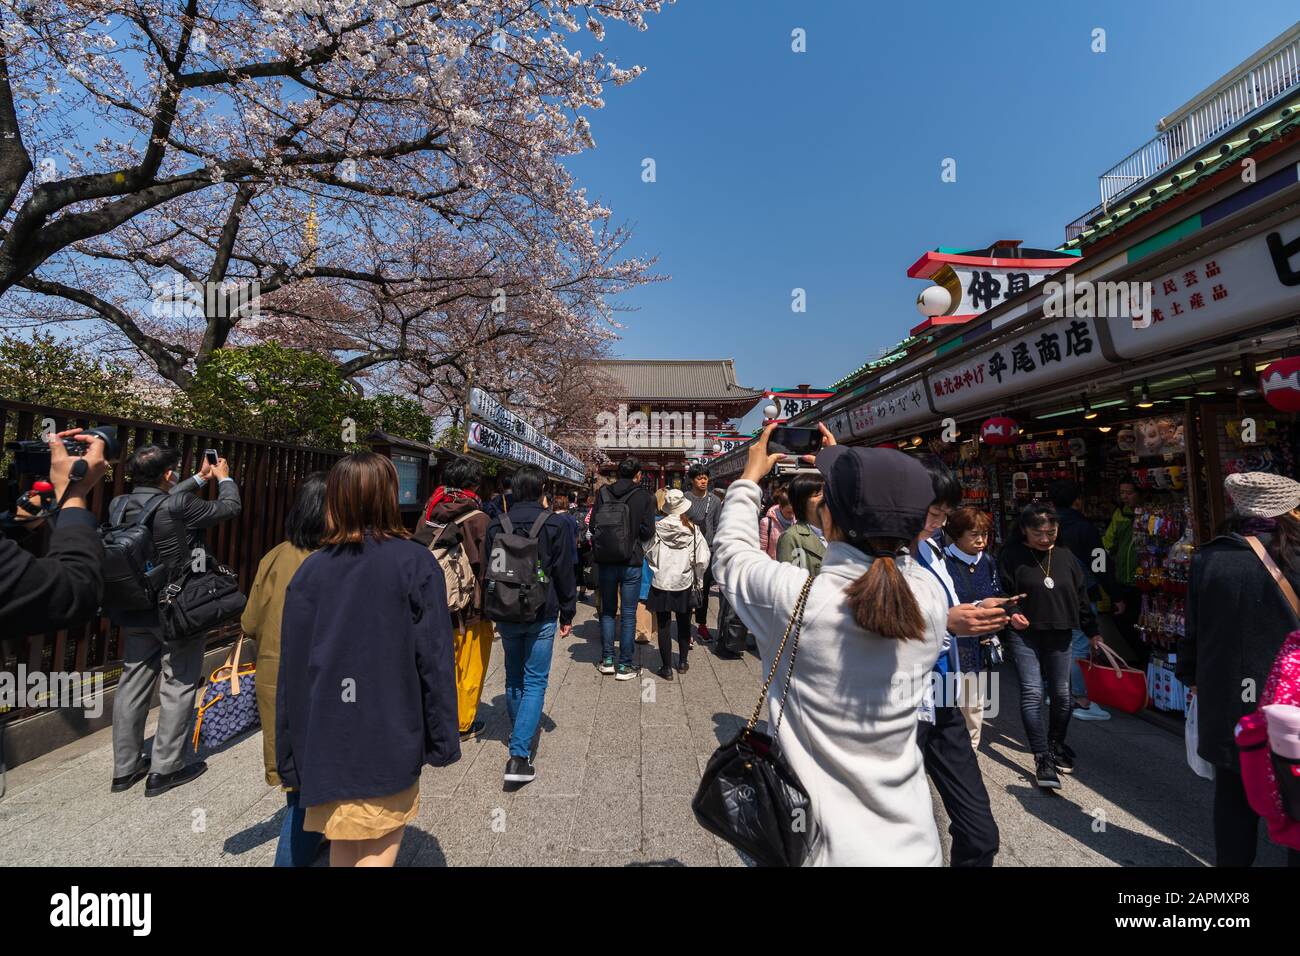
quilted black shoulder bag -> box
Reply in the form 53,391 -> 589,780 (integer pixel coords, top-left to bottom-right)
691,575 -> 820,866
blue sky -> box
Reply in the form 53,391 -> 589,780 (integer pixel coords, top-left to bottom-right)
567,1 -> 1300,430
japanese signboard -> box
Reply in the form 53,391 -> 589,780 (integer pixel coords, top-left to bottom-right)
947,266 -> 1057,316
1109,214 -> 1300,359
845,379 -> 930,438
469,387 -> 583,472
762,389 -> 835,420
467,420 -> 585,483
929,315 -> 1110,413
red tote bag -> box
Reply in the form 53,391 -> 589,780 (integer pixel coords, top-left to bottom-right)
1077,641 -> 1149,714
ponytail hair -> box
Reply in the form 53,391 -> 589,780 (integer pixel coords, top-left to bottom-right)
844,538 -> 926,641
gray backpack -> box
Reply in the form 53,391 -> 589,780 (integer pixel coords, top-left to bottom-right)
483,511 -> 552,623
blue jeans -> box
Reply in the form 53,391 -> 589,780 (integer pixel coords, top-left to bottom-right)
598,563 -> 642,666
274,790 -> 325,867
1070,629 -> 1091,698
1005,628 -> 1073,756
498,618 -> 557,759
1067,602 -> 1098,698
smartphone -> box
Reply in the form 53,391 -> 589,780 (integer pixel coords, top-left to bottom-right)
204,448 -> 219,466
769,426 -> 823,456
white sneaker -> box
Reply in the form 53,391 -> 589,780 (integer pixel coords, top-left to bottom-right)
1072,701 -> 1111,721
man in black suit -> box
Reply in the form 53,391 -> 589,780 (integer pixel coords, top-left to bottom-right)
108,445 -> 242,797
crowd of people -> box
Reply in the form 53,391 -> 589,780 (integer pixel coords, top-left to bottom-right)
711,422 -> 1300,867
3,421 -> 1299,869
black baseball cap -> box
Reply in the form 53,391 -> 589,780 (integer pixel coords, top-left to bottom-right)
814,445 -> 933,544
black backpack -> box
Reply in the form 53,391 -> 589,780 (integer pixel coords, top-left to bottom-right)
591,485 -> 637,564
100,494 -> 177,614
483,510 -> 552,623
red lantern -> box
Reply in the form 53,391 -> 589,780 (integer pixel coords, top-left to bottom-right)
981,416 -> 1017,445
1261,357 -> 1300,412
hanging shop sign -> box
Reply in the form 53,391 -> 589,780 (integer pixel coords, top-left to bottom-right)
762,388 -> 836,420
928,315 -> 1110,413
467,420 -> 584,483
469,387 -> 583,472
823,408 -> 852,441
980,416 -> 1018,445
845,379 -> 930,438
1109,214 -> 1300,360
1261,356 -> 1300,412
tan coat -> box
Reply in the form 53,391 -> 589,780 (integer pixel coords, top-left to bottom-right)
240,540 -> 314,786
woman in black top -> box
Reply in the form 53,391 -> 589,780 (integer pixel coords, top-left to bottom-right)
998,502 -> 1099,790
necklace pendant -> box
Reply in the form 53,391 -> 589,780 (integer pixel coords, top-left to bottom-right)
1043,576 -> 1055,589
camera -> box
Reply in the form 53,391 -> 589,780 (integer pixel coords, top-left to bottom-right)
5,426 -> 120,475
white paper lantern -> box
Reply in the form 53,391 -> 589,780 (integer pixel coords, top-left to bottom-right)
763,402 -> 779,419
916,285 -> 952,317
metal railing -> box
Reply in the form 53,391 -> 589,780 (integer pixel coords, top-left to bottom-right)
1067,26 -> 1300,241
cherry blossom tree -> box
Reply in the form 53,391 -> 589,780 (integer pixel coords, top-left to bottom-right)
0,0 -> 669,399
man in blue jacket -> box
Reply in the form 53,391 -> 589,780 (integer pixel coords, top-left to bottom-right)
483,465 -> 576,785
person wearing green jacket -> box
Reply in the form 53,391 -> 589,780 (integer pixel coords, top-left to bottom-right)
776,473 -> 827,576
1101,480 -> 1145,667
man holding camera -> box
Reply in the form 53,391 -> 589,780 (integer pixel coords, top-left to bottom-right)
108,445 -> 241,798
0,429 -> 110,636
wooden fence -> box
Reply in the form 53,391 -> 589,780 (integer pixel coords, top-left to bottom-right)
1,399 -> 345,721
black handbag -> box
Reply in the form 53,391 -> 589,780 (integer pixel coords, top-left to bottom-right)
157,552 -> 246,643
691,576 -> 820,866
687,532 -> 704,609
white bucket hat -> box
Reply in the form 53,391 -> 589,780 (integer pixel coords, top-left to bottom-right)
1225,471 -> 1300,519
661,488 -> 691,517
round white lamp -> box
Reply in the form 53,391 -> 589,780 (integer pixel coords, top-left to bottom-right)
916,285 -> 952,317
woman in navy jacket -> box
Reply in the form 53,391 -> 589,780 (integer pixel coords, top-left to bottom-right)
277,452 -> 460,867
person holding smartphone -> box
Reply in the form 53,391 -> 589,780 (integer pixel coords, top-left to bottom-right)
911,457 -> 1006,868
998,502 -> 1101,790
941,507 -> 1005,748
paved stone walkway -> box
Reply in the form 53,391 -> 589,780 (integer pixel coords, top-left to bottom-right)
0,595 -> 1290,867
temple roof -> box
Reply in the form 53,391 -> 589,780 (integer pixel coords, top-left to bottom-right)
594,359 -> 766,404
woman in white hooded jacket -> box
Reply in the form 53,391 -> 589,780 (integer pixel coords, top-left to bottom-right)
647,488 -> 710,679
712,423 -> 949,866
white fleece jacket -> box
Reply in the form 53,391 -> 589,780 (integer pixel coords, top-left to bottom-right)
712,479 -> 945,867
647,514 -> 710,591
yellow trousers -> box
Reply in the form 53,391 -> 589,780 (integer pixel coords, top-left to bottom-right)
455,619 -> 494,732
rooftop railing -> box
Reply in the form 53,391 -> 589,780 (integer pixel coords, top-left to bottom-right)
1066,24 -> 1300,242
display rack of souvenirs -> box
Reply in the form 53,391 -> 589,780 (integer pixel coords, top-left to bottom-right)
1146,656 -> 1192,716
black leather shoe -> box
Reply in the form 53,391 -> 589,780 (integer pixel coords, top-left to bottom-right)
676,660 -> 689,674
144,761 -> 208,797
110,755 -> 150,793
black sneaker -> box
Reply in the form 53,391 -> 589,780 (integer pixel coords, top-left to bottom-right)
144,761 -> 208,798
110,754 -> 150,793
1034,753 -> 1062,790
1050,741 -> 1076,774
615,663 -> 636,681
656,665 -> 674,681
459,720 -> 486,741
504,755 -> 536,784
676,660 -> 689,674
597,657 -> 616,674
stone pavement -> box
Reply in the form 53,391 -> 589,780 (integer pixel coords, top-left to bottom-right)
0,594 -> 1289,867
